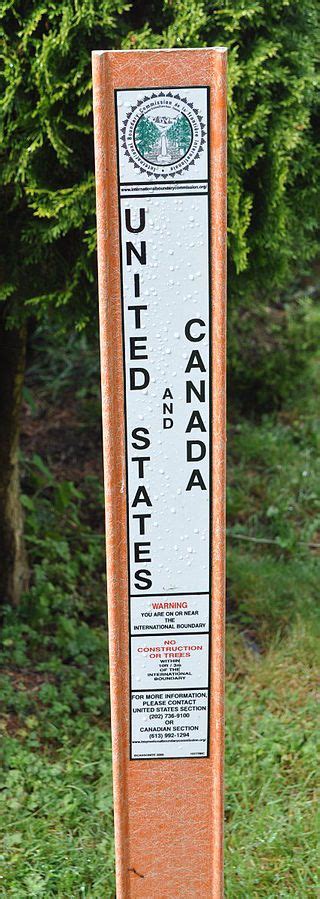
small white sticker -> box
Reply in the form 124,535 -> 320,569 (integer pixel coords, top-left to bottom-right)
131,593 -> 210,634
132,690 -> 209,759
131,635 -> 209,691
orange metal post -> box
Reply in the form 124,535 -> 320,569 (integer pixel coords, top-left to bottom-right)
92,48 -> 227,898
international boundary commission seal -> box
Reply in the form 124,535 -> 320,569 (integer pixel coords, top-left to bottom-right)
120,91 -> 206,178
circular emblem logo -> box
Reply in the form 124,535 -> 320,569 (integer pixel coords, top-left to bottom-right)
121,91 -> 205,178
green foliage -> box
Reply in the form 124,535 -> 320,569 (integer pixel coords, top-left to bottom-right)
228,408 -> 320,557
0,0 -> 319,395
0,733 -> 115,896
227,372 -> 320,637
225,623 -> 319,897
3,454 -> 107,715
135,115 -> 160,155
0,0 -> 131,331
167,114 -> 192,153
229,285 -> 320,408
0,442 -> 115,894
204,1 -> 320,285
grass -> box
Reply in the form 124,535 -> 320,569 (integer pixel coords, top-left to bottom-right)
0,330 -> 319,896
225,624 -> 319,897
1,733 -> 114,897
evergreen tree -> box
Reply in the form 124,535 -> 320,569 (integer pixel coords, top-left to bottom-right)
135,116 -> 161,156
167,115 -> 192,154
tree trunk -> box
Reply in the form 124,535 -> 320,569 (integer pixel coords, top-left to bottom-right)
0,314 -> 29,607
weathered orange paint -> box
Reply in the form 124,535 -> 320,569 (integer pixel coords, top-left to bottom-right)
92,48 -> 227,898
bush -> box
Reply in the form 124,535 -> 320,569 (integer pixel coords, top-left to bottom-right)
0,0 -> 319,395
228,285 -> 320,409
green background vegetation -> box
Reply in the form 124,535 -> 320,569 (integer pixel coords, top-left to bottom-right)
0,0 -> 319,895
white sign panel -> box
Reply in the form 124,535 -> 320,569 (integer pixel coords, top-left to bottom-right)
115,86 -> 211,759
132,690 -> 209,760
131,635 -> 209,690
130,593 -> 210,634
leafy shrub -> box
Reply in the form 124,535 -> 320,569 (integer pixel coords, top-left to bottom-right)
0,453 -> 108,744
229,287 -> 320,409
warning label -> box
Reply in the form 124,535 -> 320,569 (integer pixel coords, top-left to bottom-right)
131,635 -> 209,691
131,593 -> 209,634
